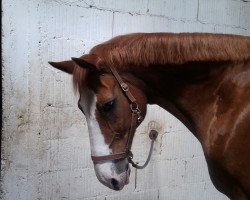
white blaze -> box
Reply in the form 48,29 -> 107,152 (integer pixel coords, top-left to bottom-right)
79,88 -> 110,156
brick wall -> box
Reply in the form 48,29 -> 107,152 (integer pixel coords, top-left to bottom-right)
2,0 -> 249,199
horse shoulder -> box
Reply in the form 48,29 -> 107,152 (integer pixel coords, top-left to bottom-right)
202,63 -> 250,198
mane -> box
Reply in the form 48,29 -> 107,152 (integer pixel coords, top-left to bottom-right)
90,32 -> 250,70
73,33 -> 250,92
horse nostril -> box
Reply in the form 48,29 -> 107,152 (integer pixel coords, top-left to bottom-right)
111,178 -> 119,190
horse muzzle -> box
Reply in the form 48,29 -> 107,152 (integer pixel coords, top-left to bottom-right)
93,159 -> 130,191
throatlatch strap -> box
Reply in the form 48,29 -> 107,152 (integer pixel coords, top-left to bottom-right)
124,112 -> 138,152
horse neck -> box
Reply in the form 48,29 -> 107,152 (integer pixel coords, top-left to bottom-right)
132,61 -> 234,141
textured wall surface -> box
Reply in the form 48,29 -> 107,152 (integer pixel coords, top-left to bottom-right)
1,0 -> 250,199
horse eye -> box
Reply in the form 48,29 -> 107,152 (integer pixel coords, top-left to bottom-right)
102,100 -> 116,113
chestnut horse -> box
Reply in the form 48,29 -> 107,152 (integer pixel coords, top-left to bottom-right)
49,33 -> 250,199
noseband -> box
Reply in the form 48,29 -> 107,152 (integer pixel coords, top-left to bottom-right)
91,66 -> 158,169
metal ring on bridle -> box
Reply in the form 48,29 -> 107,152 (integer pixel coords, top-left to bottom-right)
130,102 -> 139,112
121,83 -> 129,92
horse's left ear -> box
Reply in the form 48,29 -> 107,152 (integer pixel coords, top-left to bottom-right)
71,54 -> 101,72
48,60 -> 75,74
71,57 -> 96,71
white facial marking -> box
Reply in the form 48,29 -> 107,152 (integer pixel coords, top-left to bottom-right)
79,88 -> 110,156
79,87 -> 130,190
94,162 -> 130,189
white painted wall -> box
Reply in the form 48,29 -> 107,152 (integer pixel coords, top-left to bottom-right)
2,0 -> 250,199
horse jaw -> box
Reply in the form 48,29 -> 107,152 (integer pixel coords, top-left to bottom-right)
79,89 -> 130,190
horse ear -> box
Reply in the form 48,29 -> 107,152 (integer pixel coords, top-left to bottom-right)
71,57 -> 98,71
48,60 -> 75,74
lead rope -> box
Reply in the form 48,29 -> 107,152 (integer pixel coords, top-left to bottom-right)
128,129 -> 158,169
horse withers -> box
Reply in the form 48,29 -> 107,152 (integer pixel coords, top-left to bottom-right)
49,33 -> 250,199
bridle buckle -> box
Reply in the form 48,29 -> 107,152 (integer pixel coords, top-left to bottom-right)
130,102 -> 143,123
121,83 -> 129,92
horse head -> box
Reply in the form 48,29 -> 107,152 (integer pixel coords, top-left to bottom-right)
49,54 -> 147,190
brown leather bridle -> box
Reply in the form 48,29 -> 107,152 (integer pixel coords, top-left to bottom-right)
91,66 -> 158,169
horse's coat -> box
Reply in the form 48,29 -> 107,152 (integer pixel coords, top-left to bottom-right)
49,33 -> 250,199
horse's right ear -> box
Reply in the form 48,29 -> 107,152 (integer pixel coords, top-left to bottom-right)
48,60 -> 75,74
